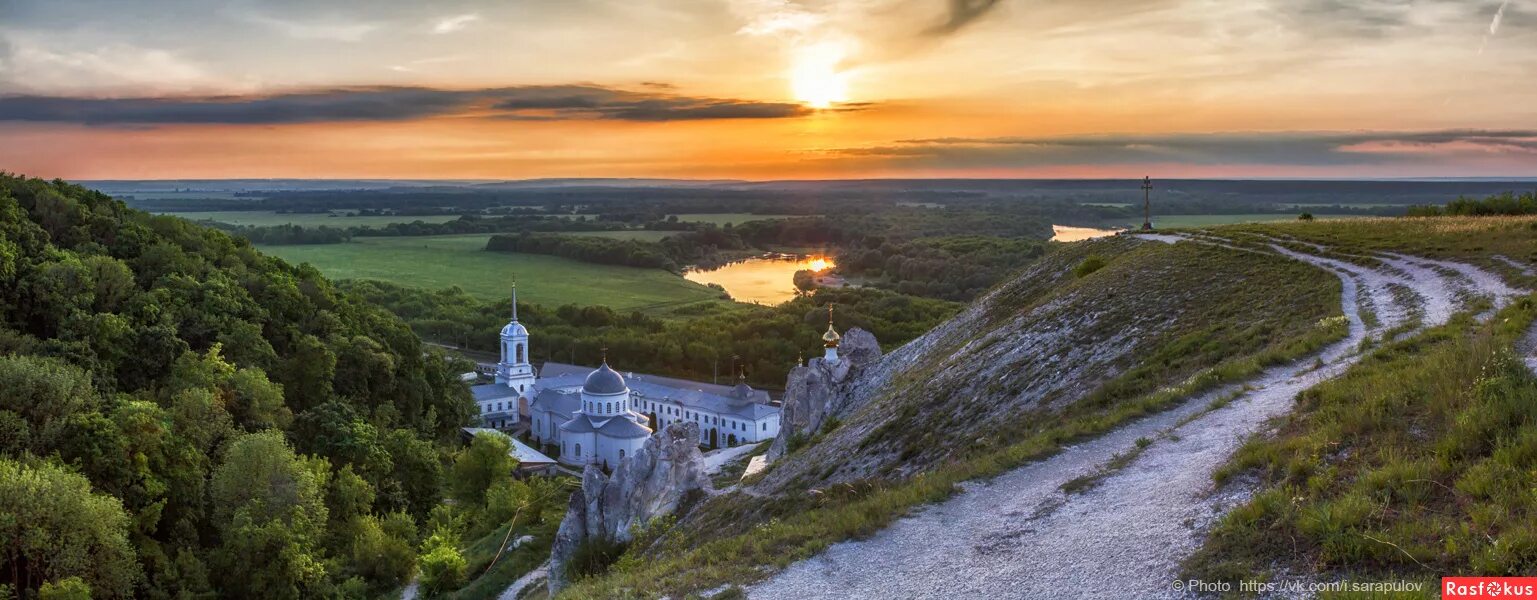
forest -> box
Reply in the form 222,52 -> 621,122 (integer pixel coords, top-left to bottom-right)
0,175 -> 566,599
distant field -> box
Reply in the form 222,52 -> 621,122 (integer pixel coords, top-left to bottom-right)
1138,213 -> 1366,228
566,230 -> 677,241
165,210 -> 462,228
257,234 -> 723,310
1286,203 -> 1413,208
124,191 -> 256,200
672,213 -> 803,226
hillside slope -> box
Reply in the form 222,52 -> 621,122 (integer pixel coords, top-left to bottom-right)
752,230 -> 1526,598
562,231 -> 1351,598
561,218 -> 1537,599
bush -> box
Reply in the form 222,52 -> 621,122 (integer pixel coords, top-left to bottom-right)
1298,212 -> 1315,221
564,535 -> 629,582
417,530 -> 466,597
1074,255 -> 1108,278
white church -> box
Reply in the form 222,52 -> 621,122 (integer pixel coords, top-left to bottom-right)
469,286 -> 788,469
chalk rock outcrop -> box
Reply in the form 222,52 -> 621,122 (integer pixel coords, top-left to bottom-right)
768,327 -> 882,460
548,422 -> 705,595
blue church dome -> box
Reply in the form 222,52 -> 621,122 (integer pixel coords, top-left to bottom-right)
583,362 -> 627,395
501,322 -> 529,337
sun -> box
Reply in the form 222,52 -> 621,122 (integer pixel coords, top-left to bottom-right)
790,43 -> 849,109
805,257 -> 832,272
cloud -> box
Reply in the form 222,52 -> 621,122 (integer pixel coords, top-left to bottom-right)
0,85 -> 826,125
432,13 -> 481,34
0,32 -> 211,95
243,13 -> 377,42
820,130 -> 1537,168
925,0 -> 1005,35
1480,0 -> 1512,54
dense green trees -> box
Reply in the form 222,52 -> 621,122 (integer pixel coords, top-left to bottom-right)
0,459 -> 139,598
0,174 -> 481,598
451,432 -> 517,507
836,235 -> 1047,301
487,233 -> 678,271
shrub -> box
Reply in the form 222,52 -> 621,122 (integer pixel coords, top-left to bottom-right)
1074,255 -> 1108,278
418,530 -> 466,597
564,535 -> 629,582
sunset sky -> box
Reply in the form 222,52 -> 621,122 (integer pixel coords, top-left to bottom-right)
1,0 -> 1534,180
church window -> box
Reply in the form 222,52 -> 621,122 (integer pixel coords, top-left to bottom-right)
762,423 -> 767,430
619,449 -> 625,460
575,443 -> 582,457
516,344 -> 524,363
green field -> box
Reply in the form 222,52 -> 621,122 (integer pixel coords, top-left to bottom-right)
258,234 -> 724,310
672,213 -> 802,226
165,210 -> 463,228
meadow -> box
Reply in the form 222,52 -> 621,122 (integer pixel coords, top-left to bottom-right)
258,234 -> 724,311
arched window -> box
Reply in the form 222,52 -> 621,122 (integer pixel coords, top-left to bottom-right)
619,449 -> 625,460
515,344 -> 524,363
574,443 -> 582,457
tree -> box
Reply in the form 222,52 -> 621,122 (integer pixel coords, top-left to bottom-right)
0,458 -> 139,598
1298,212 -> 1315,221
210,432 -> 330,599
38,577 -> 92,600
0,355 -> 96,452
379,429 -> 444,521
449,432 -> 516,507
416,530 -> 465,598
346,514 -> 416,591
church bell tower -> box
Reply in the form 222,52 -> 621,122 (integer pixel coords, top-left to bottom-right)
496,284 -> 537,396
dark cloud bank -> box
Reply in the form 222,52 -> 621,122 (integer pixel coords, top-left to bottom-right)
829,130 -> 1537,167
0,85 -> 823,126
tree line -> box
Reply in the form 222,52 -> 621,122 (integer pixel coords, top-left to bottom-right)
1406,191 -> 1537,217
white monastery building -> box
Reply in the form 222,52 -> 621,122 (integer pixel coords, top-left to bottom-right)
468,286 -> 785,469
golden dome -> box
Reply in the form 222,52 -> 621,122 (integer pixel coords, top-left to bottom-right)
823,323 -> 841,347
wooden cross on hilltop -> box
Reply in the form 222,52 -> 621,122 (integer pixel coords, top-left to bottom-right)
1141,176 -> 1154,231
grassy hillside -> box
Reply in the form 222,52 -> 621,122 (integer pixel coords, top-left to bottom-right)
258,234 -> 726,310
1183,217 -> 1537,587
559,232 -> 1346,598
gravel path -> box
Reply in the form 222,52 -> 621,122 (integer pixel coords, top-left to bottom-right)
497,561 -> 548,600
750,242 -> 1521,600
701,442 -> 764,474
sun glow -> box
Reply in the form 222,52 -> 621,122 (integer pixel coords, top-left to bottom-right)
790,43 -> 850,109
805,257 -> 832,272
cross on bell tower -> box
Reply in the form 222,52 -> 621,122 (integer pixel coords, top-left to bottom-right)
1141,176 -> 1154,231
